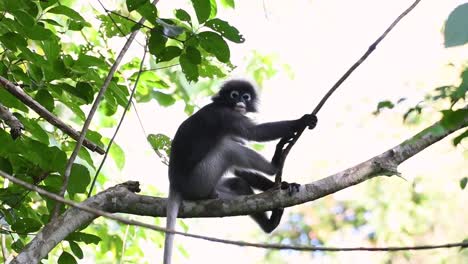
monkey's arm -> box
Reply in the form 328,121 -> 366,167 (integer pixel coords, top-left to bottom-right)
247,114 -> 317,142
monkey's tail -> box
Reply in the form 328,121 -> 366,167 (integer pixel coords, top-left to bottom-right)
163,187 -> 181,264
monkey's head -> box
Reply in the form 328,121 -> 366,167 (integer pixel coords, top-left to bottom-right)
212,80 -> 258,114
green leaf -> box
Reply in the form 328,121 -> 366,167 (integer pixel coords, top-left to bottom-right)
147,133 -> 171,156
219,0 -> 235,9
0,32 -> 28,51
41,37 -> 61,61
191,0 -> 211,23
185,46 -> 201,64
69,241 -> 84,259
23,24 -> 53,40
136,1 -> 158,22
153,91 -> 176,106
66,232 -> 101,245
86,130 -> 104,149
16,116 -> 50,144
11,240 -> 24,253
12,217 -> 42,233
102,138 -> 125,170
198,31 -> 230,62
58,251 -> 77,264
175,9 -> 191,23
0,158 -> 13,175
205,18 -> 245,43
156,46 -> 182,63
444,3 -> 468,48
440,109 -> 468,130
11,10 -> 34,26
0,89 -> 28,112
68,163 -> 91,195
48,5 -> 85,22
209,0 -> 217,19
68,20 -> 91,31
460,177 -> 468,190
110,142 -> 125,170
148,29 -> 168,56
35,89 -> 55,112
98,14 -> 135,37
453,128 -> 468,146
373,100 -> 394,115
75,54 -> 107,69
127,0 -> 147,12
179,53 -> 199,82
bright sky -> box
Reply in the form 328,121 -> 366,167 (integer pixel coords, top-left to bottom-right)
82,0 -> 468,263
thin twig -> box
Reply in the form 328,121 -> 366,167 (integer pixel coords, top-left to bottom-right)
0,76 -> 105,154
87,43 -> 148,198
274,0 -> 423,184
52,0 -> 161,219
1,170 -> 466,254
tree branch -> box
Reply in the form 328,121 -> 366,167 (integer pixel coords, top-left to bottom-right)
7,115 -> 467,263
274,0 -> 423,184
0,76 -> 104,154
0,103 -> 23,139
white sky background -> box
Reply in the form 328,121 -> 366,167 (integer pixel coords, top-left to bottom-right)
81,0 -> 468,263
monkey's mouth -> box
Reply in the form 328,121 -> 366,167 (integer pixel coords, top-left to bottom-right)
234,102 -> 246,113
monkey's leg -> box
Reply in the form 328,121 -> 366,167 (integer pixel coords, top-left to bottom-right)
235,170 -> 301,196
233,170 -> 275,190
216,177 -> 283,233
224,139 -> 277,175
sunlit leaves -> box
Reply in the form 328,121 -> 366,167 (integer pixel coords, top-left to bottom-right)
102,138 -> 126,170
147,134 -> 171,156
444,3 -> 468,48
205,18 -> 245,43
99,14 -> 135,37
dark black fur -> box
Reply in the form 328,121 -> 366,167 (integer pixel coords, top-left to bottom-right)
164,80 -> 316,264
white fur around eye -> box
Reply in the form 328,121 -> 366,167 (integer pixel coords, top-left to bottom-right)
230,90 -> 239,98
242,93 -> 251,101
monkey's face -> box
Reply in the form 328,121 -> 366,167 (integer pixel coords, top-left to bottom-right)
212,80 -> 259,113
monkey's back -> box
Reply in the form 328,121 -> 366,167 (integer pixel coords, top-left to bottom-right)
168,104 -> 239,194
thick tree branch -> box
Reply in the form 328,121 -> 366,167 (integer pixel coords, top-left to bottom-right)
8,115 -> 467,263
0,76 -> 105,154
0,103 -> 23,139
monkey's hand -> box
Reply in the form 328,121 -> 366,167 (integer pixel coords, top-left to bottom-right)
298,114 -> 317,130
280,181 -> 301,196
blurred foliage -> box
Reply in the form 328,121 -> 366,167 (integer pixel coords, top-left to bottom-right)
265,3 -> 468,264
0,0 -> 269,262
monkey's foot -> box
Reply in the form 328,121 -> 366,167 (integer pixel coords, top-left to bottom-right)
280,181 -> 300,196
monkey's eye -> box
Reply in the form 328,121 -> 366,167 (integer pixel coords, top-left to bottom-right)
230,90 -> 239,99
242,93 -> 251,101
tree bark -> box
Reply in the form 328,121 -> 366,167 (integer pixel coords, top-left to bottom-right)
11,115 -> 468,263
